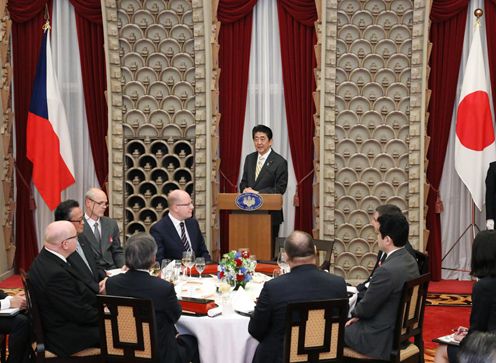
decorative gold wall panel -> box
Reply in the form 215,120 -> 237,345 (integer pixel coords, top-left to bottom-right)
319,0 -> 427,280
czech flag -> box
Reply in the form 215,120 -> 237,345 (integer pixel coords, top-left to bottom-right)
26,28 -> 75,211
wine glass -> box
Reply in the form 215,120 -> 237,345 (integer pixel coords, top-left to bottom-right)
149,262 -> 161,277
218,276 -> 236,314
182,251 -> 193,279
249,255 -> 257,272
277,249 -> 289,274
195,257 -> 206,278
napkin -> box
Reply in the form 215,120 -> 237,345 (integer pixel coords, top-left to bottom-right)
232,287 -> 255,314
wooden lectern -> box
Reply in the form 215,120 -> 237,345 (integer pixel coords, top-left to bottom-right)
218,193 -> 283,260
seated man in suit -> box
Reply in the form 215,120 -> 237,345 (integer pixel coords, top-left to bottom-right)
83,187 -> 124,270
0,290 -> 31,363
356,204 -> 416,301
240,125 -> 288,256
151,189 -> 211,262
29,221 -> 99,357
106,232 -> 200,363
55,199 -> 106,293
344,213 -> 419,360
248,230 -> 347,363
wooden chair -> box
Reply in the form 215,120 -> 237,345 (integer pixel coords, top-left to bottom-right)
413,250 -> 429,275
275,237 -> 335,269
344,273 -> 431,363
21,275 -> 101,363
283,298 -> 348,363
96,295 -> 159,362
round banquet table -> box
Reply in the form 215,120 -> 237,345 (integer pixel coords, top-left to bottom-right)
176,312 -> 259,363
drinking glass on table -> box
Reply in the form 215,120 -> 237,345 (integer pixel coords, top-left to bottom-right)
195,257 -> 206,278
149,262 -> 161,277
277,248 -> 289,274
182,251 -> 195,278
249,255 -> 257,272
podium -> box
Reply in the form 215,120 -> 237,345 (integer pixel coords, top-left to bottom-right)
218,193 -> 282,260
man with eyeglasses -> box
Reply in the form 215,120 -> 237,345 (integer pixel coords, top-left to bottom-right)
54,199 -> 106,293
82,187 -> 124,270
28,221 -> 100,356
151,189 -> 211,262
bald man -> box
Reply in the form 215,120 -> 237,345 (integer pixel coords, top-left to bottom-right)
248,231 -> 347,363
82,187 -> 124,270
150,190 -> 211,262
28,221 -> 100,357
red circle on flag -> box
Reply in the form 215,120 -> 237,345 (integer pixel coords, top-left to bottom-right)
456,91 -> 495,151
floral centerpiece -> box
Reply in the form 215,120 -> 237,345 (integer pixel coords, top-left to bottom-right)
217,249 -> 255,289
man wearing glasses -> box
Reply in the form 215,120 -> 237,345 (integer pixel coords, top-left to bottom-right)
151,189 -> 211,262
82,187 -> 124,270
54,199 -> 106,293
28,221 -> 100,356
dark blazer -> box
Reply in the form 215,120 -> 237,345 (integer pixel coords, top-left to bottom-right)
150,214 -> 211,262
239,150 -> 288,225
486,162 -> 496,220
83,216 -> 124,270
469,276 -> 496,334
248,264 -> 347,363
106,270 -> 185,363
345,248 -> 419,360
67,234 -> 102,293
28,248 -> 99,357
356,240 -> 416,300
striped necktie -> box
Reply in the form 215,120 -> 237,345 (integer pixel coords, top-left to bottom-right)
180,222 -> 190,251
255,157 -> 263,179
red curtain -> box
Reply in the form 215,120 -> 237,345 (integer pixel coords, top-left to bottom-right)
8,0 -> 52,271
485,0 -> 496,118
218,0 -> 257,254
70,0 -> 108,190
277,0 -> 317,233
427,0 -> 469,280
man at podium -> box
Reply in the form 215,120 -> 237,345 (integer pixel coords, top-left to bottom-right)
239,125 -> 288,256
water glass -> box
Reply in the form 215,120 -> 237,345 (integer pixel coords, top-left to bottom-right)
149,262 -> 161,277
195,257 -> 206,278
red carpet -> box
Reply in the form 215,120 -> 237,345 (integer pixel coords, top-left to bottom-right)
423,280 -> 473,362
428,279 -> 474,294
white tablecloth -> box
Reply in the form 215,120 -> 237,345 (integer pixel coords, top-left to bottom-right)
176,313 -> 259,363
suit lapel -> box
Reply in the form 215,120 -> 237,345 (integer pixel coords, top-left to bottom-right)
254,151 -> 275,188
185,219 -> 196,250
166,214 -> 184,250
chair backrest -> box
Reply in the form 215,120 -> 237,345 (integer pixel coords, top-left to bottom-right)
22,274 -> 49,360
275,237 -> 334,267
391,273 -> 431,361
283,298 -> 348,363
97,295 -> 159,363
413,250 -> 429,275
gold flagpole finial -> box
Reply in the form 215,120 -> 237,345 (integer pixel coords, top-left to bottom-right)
474,8 -> 483,18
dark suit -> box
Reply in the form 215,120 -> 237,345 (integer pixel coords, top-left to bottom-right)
28,248 -> 99,357
356,240 -> 416,300
150,214 -> 211,262
67,234 -> 103,293
83,216 -> 124,270
0,291 -> 31,363
447,276 -> 496,363
486,162 -> 496,220
345,248 -> 419,360
248,264 -> 347,363
239,150 -> 288,226
106,270 -> 199,363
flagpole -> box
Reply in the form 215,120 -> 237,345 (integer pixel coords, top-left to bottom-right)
441,8 -> 484,270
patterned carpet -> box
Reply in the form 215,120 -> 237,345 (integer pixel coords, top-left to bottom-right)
424,292 -> 472,362
427,292 -> 472,307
